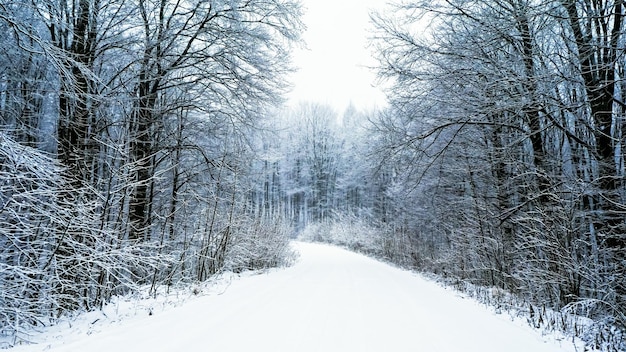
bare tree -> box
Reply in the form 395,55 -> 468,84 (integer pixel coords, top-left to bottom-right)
0,0 -> 304,341
370,0 -> 626,344
125,0 -> 303,241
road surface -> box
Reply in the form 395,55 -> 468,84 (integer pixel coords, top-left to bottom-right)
13,242 -> 577,351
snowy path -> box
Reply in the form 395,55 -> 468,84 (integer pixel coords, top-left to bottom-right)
14,242 -> 577,352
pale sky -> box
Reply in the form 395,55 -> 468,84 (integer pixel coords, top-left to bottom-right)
286,0 -> 389,113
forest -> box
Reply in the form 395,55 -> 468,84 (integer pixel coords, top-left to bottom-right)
0,0 -> 625,351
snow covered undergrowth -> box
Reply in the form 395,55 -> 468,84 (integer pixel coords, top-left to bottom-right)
7,242 -> 583,352
1,272 -> 246,350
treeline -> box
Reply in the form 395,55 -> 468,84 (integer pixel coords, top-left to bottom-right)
250,103 -> 380,229
3,0 -> 625,350
0,0 -> 301,344
368,0 -> 626,349
252,102 -> 414,262
249,1 -> 626,350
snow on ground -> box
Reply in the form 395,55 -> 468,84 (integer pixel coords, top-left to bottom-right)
10,242 -> 582,352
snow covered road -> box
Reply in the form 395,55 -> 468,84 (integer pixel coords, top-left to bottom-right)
13,242 -> 578,351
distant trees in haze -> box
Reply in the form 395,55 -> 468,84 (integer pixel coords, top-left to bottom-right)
250,102 -> 377,231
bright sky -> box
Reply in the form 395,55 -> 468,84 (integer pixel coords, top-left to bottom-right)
286,0 -> 389,113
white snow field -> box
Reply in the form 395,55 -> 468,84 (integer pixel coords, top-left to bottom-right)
11,242 -> 580,352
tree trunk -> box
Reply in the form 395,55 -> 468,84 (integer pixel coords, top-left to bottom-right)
54,0 -> 97,189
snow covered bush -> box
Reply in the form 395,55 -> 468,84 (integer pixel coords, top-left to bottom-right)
298,221 -> 333,243
324,214 -> 380,254
0,136 -> 55,340
0,133 -> 84,341
0,133 -> 157,346
224,217 -> 295,273
297,213 -> 415,265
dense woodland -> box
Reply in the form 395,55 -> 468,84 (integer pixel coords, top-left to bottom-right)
0,0 -> 303,343
1,0 -> 625,350
367,0 -> 626,349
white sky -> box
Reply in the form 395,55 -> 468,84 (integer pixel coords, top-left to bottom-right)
286,0 -> 389,113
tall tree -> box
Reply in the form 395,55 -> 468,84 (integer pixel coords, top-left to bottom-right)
126,0 -> 302,241
371,0 -> 626,336
0,0 -> 303,340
